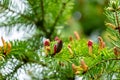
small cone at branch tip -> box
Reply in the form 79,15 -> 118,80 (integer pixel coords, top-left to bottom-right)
43,39 -> 50,46
106,7 -> 115,12
54,36 -> 59,41
87,40 -> 93,54
69,36 -> 73,42
98,36 -> 105,50
72,64 -> 77,73
68,44 -> 71,48
1,37 -> 5,45
72,64 -> 76,70
103,42 -> 106,48
72,64 -> 82,75
88,40 -> 93,47
1,37 -> 7,50
43,39 -> 51,56
75,71 -> 80,75
53,40 -> 63,55
98,36 -> 103,42
72,64 -> 77,74
113,47 -> 120,56
74,31 -> 80,40
80,59 -> 88,72
67,44 -> 73,56
105,23 -> 116,29
0,37 -> 12,55
6,42 -> 12,54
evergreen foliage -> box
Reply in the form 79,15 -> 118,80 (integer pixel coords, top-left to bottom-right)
0,0 -> 74,39
0,0 -> 119,80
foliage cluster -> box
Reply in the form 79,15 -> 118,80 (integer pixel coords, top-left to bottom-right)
0,0 -> 120,80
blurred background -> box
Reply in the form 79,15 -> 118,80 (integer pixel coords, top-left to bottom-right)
62,0 -> 109,39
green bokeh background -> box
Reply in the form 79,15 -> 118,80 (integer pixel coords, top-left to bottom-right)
62,0 -> 109,38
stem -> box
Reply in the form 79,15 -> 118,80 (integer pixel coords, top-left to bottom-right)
48,1 -> 70,39
36,0 -> 48,36
41,0 -> 44,26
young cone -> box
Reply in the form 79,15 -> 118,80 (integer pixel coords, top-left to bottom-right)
106,23 -> 117,29
80,59 -> 88,74
113,47 -> 120,57
54,36 -> 59,41
53,40 -> 63,55
67,44 -> 74,57
69,36 -> 73,42
87,40 -> 93,55
6,42 -> 12,55
44,39 -> 50,46
43,39 -> 51,56
74,31 -> 80,40
1,37 -> 12,55
98,36 -> 105,51
1,37 -> 7,52
72,64 -> 82,75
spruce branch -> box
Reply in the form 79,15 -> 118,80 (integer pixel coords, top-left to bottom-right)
4,62 -> 24,79
88,58 -> 120,72
3,58 -> 47,79
0,4 -> 35,23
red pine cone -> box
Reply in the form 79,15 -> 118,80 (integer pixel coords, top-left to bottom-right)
44,39 -> 50,46
88,40 -> 93,47
53,40 -> 63,55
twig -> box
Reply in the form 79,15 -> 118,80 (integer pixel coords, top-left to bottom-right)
38,0 -> 49,35
40,0 -> 44,27
48,0 -> 70,38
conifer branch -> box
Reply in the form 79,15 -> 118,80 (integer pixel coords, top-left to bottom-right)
0,4 -> 35,23
4,59 -> 47,79
88,58 -> 120,72
4,62 -> 24,79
